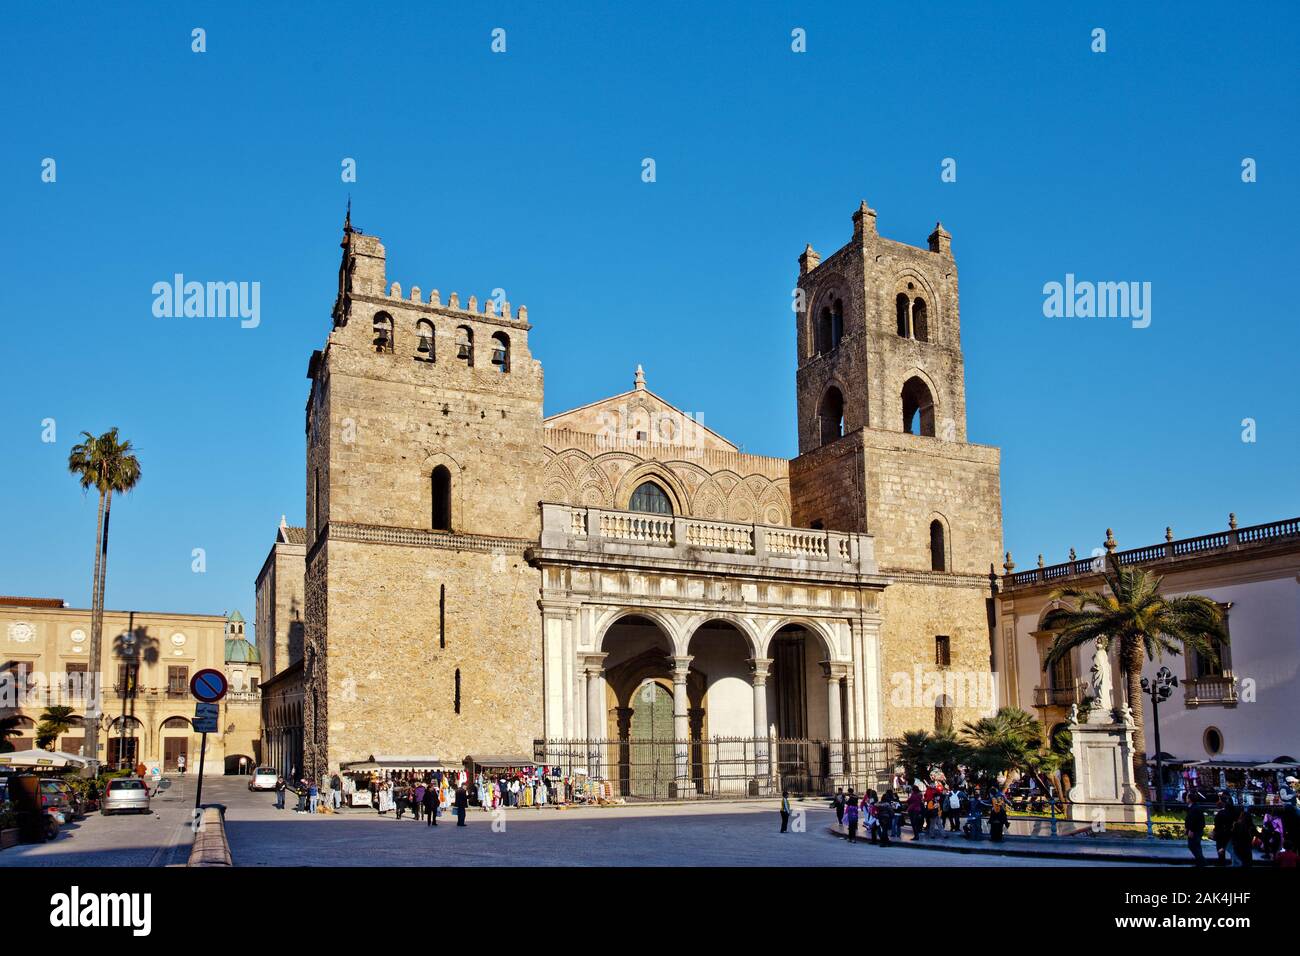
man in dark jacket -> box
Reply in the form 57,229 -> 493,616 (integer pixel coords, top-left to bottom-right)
454,783 -> 468,826
832,788 -> 846,827
423,783 -> 439,826
1213,792 -> 1239,866
274,776 -> 287,810
1184,792 -> 1207,865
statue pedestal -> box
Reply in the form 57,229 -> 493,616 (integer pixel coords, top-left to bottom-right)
1067,718 -> 1147,826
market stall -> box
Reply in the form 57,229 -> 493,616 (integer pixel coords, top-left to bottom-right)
1180,757 -> 1300,805
340,755 -> 450,808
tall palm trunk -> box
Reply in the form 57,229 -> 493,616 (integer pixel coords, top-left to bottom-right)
1123,639 -> 1148,786
84,489 -> 107,772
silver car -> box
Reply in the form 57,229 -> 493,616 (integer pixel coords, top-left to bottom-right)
101,776 -> 151,815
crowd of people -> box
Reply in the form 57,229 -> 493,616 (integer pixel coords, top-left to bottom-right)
818,777 -> 1012,846
807,772 -> 1299,866
1185,788 -> 1299,867
268,765 -> 584,826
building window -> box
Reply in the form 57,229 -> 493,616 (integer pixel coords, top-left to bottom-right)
817,307 -> 833,354
831,298 -> 844,349
313,468 -> 322,532
912,297 -> 928,342
901,376 -> 936,436
1051,652 -> 1074,693
439,584 -> 446,649
896,293 -> 910,337
935,635 -> 951,668
1204,726 -> 1223,756
64,662 -> 88,699
929,519 -> 947,571
454,668 -> 461,715
416,319 -> 435,361
431,465 -> 452,531
819,386 -> 845,446
629,481 -> 673,515
455,326 -> 474,365
116,663 -> 138,696
490,332 -> 510,373
373,312 -> 394,353
167,666 -> 189,698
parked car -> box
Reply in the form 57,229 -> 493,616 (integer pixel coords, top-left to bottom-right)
40,778 -> 84,819
101,776 -> 151,815
248,767 -> 279,792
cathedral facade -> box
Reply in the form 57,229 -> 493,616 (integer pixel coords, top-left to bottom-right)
295,201 -> 1003,795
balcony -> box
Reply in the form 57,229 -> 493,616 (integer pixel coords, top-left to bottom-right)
536,502 -> 878,578
1004,516 -> 1300,590
1184,675 -> 1238,707
1033,681 -> 1086,708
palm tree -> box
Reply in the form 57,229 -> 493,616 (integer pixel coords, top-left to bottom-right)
35,705 -> 76,750
897,730 -> 934,784
1041,554 -> 1227,784
68,428 -> 142,772
960,707 -> 1045,787
0,715 -> 22,752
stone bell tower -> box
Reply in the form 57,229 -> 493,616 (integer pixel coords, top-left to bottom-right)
789,201 -> 1003,736
302,209 -> 546,777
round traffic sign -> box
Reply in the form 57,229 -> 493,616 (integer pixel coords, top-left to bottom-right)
190,668 -> 228,703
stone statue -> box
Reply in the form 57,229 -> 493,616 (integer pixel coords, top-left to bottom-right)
1067,702 -> 1079,725
1089,640 -> 1113,720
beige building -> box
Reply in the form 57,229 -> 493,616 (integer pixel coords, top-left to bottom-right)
996,515 -> 1300,788
0,598 -> 262,775
286,201 -> 1004,795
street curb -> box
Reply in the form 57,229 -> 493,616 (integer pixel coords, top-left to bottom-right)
826,826 -> 1190,865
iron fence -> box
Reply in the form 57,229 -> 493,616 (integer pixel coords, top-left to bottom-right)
534,736 -> 899,800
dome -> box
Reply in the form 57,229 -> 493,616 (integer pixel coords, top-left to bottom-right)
224,637 -> 260,664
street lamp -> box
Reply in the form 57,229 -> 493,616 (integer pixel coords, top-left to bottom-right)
1141,666 -> 1179,813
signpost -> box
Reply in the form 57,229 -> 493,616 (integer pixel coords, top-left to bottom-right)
189,668 -> 228,813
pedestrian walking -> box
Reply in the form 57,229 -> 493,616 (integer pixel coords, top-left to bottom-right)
1184,792 -> 1207,866
906,785 -> 924,840
877,791 -> 896,847
1230,809 -> 1257,867
423,781 -> 439,826
988,788 -> 1009,843
1213,792 -> 1238,865
274,776 -> 286,810
844,789 -> 860,844
832,787 -> 846,828
308,779 -> 319,814
780,790 -> 791,833
454,782 -> 468,826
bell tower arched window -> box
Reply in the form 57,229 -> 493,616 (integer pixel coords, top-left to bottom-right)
490,332 -> 510,373
912,298 -> 929,342
455,326 -> 473,366
629,481 -> 673,515
831,298 -> 844,349
431,466 -> 452,531
416,319 -> 435,361
819,386 -> 845,446
901,376 -> 936,436
896,294 -> 909,337
373,312 -> 394,353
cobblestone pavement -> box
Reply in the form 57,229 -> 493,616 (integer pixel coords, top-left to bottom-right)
0,774 -> 202,868
1,776 -> 1156,867
217,781 -> 1148,867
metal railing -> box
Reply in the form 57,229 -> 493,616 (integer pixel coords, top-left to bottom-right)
1005,516 -> 1300,589
534,736 -> 898,800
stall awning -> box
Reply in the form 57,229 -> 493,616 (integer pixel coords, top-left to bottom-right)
341,755 -> 448,771
1184,759 -> 1274,771
465,755 -> 536,768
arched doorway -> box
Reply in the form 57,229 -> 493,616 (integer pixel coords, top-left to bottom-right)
107,716 -> 143,770
767,623 -> 837,793
599,614 -> 680,798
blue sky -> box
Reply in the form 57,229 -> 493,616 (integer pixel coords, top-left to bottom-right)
2,2 -> 1296,632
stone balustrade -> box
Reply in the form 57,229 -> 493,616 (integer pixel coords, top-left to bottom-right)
538,502 -> 877,576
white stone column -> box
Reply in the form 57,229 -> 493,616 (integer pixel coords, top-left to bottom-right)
670,655 -> 693,796
582,653 -> 607,778
822,662 -> 848,786
750,657 -> 772,781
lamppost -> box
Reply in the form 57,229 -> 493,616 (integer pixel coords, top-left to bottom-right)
1141,666 -> 1179,813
